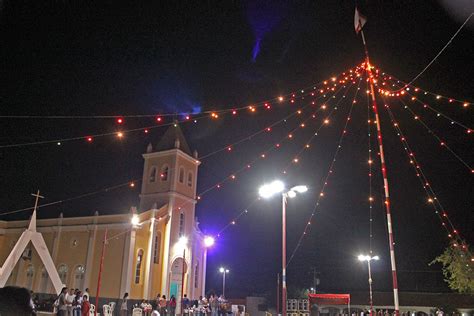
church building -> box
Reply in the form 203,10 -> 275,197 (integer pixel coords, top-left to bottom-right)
0,126 -> 209,302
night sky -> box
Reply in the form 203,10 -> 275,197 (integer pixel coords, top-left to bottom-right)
1,1 -> 473,300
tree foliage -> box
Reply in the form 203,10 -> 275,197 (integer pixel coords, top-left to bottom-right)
431,244 -> 474,293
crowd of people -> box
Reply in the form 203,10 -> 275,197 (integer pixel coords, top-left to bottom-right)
0,285 -> 233,316
54,286 -> 91,316
124,292 -> 231,316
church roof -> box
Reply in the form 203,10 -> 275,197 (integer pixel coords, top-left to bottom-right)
155,124 -> 193,156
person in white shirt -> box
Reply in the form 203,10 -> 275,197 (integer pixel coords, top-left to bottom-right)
66,288 -> 75,316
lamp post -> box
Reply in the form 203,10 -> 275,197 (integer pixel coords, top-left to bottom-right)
358,254 -> 379,316
201,236 -> 215,299
219,267 -> 229,297
259,180 -> 308,316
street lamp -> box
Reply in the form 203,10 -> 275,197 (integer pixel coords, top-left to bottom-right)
204,236 -> 215,248
358,254 -> 379,316
259,180 -> 308,316
219,267 -> 230,298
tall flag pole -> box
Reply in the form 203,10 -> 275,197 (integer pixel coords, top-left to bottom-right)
355,7 -> 400,315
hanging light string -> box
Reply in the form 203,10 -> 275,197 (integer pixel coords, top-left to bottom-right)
378,74 -> 473,132
0,82 -> 353,219
205,83 -> 357,238
197,82 -> 355,199
395,97 -> 473,172
383,99 -> 469,249
286,76 -> 362,267
0,77 -> 337,150
199,81 -> 360,238
0,114 -> 210,149
391,12 -> 474,92
199,82 -> 343,160
366,77 -> 375,255
0,65 -> 361,120
280,78 -> 360,174
0,64 -> 365,149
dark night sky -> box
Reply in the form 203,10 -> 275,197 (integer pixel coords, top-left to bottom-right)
1,1 -> 473,299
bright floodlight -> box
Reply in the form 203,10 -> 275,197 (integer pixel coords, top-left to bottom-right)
358,254 -> 368,261
131,214 -> 140,227
291,185 -> 308,193
287,190 -> 297,198
178,236 -> 188,247
219,267 -> 229,273
358,254 -> 379,261
204,236 -> 215,248
259,180 -> 285,198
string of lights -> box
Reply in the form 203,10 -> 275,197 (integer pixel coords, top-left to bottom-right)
367,78 -> 375,255
0,65 -> 366,149
202,81 -> 360,238
396,98 -> 473,172
197,82 -> 355,199
383,99 -> 469,248
378,75 -> 473,132
204,85 -> 358,238
199,83 -> 344,160
0,65 -> 361,121
0,79 -> 356,219
286,76 -> 362,266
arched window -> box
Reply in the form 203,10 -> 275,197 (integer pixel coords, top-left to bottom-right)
179,213 -> 185,237
135,249 -> 144,284
58,264 -> 68,284
153,233 -> 161,264
74,265 -> 85,290
187,171 -> 193,187
160,165 -> 169,181
149,167 -> 157,183
194,261 -> 199,288
26,265 -> 35,290
179,167 -> 185,183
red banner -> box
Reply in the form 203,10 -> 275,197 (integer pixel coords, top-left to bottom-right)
308,293 -> 350,305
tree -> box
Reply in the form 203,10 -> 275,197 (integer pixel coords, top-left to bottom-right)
431,244 -> 474,293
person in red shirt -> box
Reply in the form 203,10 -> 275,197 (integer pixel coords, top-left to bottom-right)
169,295 -> 177,316
81,295 -> 91,316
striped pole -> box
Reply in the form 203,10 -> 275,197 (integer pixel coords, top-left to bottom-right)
361,29 -> 400,316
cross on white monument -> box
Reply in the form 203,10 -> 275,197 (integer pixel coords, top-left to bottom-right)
0,190 -> 64,294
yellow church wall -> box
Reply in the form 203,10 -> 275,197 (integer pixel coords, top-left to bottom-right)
130,223 -> 150,299
150,218 -> 167,298
54,231 -> 89,278
88,228 -> 126,299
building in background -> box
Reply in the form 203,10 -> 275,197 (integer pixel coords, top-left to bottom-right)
0,125 -> 208,301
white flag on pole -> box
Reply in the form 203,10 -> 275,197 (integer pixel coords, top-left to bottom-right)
354,8 -> 367,34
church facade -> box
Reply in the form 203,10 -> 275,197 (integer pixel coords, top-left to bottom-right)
0,126 -> 209,301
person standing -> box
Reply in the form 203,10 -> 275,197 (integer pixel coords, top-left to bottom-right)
169,295 -> 177,316
57,287 -> 68,316
209,294 -> 218,316
66,288 -> 75,316
182,294 -> 190,315
120,293 -> 129,316
159,295 -> 167,316
81,295 -> 91,316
